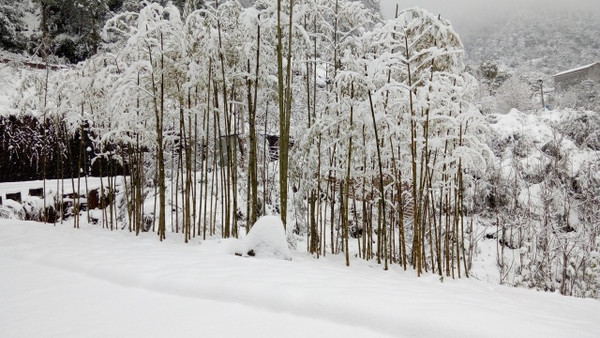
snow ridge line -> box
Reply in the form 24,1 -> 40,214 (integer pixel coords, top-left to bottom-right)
0,58 -> 68,71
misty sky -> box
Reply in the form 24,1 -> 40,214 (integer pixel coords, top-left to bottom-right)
380,0 -> 600,37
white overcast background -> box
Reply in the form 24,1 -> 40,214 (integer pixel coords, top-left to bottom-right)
380,0 -> 600,36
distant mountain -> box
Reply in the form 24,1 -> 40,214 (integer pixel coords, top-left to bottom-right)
464,8 -> 600,80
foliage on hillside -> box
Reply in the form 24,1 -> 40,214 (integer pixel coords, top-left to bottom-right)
0,0 -> 204,63
466,8 -> 600,78
474,109 -> 600,298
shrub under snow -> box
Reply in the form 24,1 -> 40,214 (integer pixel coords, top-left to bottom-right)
0,198 -> 24,220
238,216 -> 291,260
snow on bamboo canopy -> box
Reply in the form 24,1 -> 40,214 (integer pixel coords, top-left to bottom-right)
369,7 -> 465,85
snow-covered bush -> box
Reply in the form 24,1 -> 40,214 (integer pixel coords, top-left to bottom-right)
21,196 -> 45,221
238,216 -> 291,260
0,198 -> 25,220
480,108 -> 600,297
556,81 -> 600,112
559,110 -> 600,150
495,76 -> 534,113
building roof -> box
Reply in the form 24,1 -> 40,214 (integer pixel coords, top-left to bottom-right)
553,62 -> 600,78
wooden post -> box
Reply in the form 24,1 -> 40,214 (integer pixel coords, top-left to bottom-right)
538,79 -> 545,109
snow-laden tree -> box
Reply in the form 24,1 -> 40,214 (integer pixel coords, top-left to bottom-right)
293,7 -> 490,274
494,75 -> 534,113
28,1 -> 555,286
0,0 -> 28,51
360,8 -> 490,276
289,0 -> 380,259
95,2 -> 191,237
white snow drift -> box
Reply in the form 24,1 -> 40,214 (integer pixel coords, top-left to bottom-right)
1,219 -> 600,338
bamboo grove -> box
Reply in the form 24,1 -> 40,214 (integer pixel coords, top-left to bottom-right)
20,1 -> 491,278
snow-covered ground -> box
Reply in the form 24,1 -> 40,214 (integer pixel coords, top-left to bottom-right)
1,217 -> 599,338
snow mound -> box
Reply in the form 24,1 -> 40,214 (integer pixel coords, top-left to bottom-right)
240,216 -> 291,260
0,199 -> 25,220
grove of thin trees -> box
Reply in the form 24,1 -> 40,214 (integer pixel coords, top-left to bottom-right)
14,2 -> 488,279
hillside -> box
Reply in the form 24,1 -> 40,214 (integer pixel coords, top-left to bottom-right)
465,8 -> 600,80
470,108 -> 600,296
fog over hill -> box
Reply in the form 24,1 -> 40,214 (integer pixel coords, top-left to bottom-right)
380,0 -> 600,76
380,0 -> 600,34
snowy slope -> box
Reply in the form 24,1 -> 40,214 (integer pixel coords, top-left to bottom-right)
467,108 -> 600,295
1,219 -> 599,338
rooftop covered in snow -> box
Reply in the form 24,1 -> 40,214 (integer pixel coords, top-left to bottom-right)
552,62 -> 600,89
